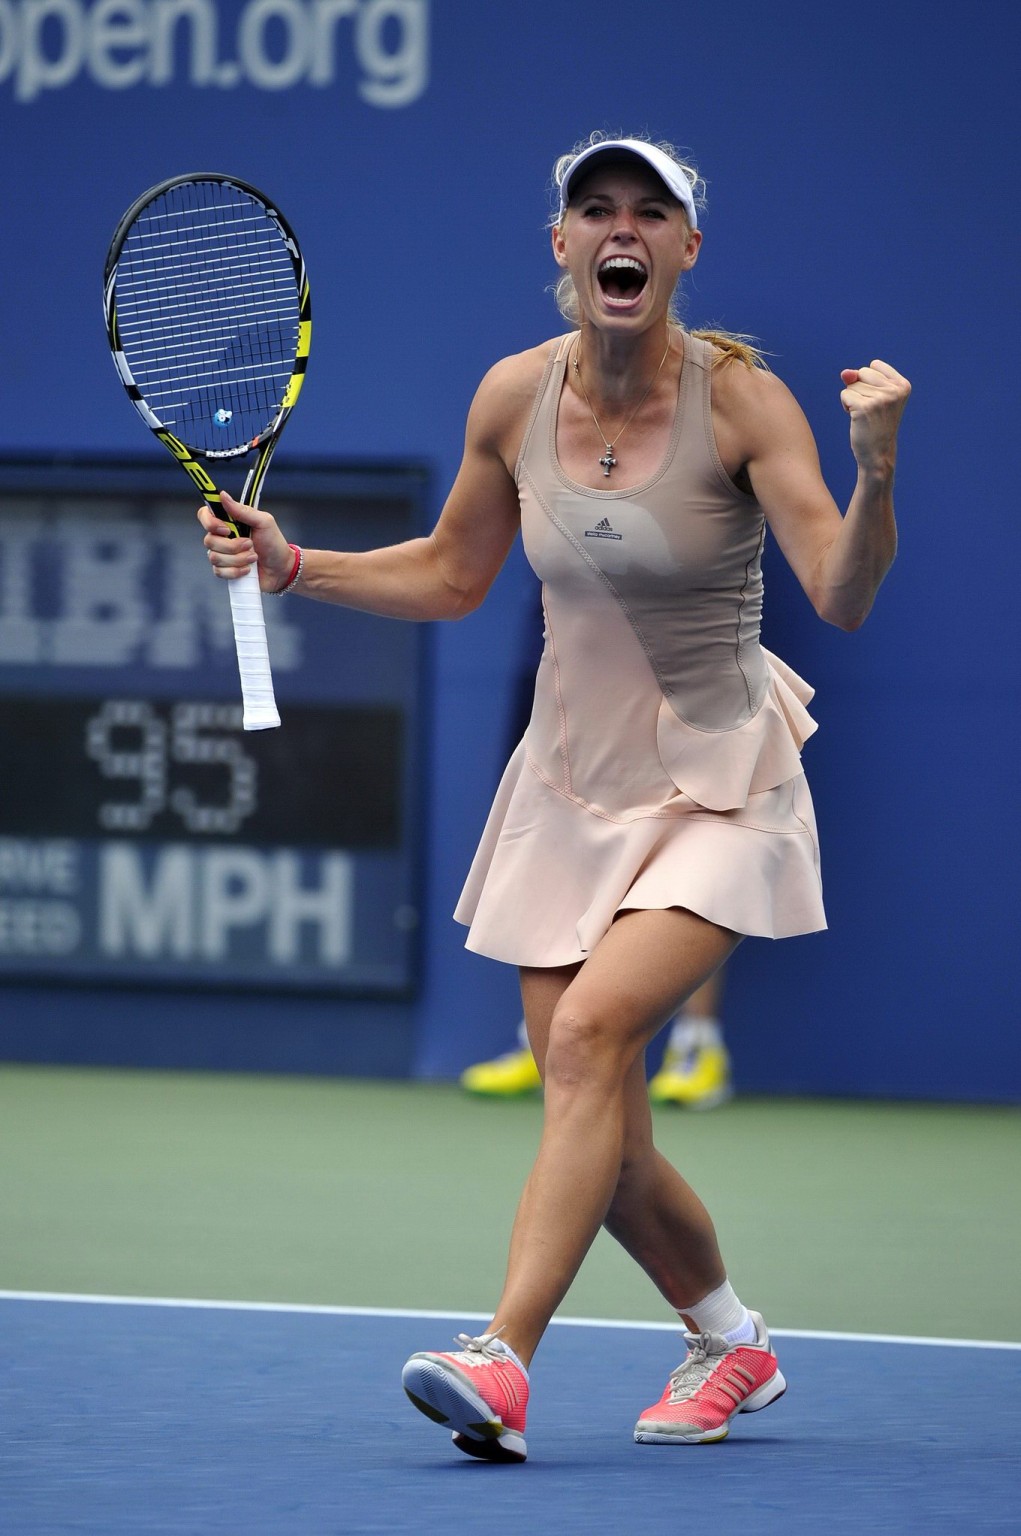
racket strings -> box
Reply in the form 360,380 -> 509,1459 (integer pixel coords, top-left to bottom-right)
114,182 -> 302,454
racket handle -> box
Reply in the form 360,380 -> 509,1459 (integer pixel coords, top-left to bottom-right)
227,565 -> 281,730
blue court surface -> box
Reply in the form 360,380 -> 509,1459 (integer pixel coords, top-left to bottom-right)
1,1295 -> 1018,1535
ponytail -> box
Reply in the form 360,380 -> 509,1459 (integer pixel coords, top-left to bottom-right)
689,330 -> 770,371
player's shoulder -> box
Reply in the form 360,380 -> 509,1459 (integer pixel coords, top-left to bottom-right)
468,336 -> 571,444
708,345 -> 805,438
475,336 -> 568,405
708,347 -> 784,401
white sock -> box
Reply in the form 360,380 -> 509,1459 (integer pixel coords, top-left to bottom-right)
681,1279 -> 756,1343
492,1336 -> 529,1377
670,1015 -> 723,1052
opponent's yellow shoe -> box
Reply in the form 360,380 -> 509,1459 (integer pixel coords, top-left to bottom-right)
648,1036 -> 733,1109
460,1046 -> 542,1097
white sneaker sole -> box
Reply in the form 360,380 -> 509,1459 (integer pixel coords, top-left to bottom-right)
402,1355 -> 527,1462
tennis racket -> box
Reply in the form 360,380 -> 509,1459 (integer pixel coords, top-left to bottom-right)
103,173 -> 311,730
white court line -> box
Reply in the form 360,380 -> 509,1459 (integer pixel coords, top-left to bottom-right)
1,1290 -> 1018,1351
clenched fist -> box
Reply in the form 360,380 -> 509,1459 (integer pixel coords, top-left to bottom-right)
839,359 -> 911,474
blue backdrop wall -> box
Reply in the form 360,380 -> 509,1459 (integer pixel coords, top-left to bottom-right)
0,0 -> 1017,1100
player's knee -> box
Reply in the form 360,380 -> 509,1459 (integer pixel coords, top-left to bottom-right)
544,1001 -> 628,1089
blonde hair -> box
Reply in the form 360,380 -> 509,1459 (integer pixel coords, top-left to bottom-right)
687,330 -> 770,371
549,131 -> 769,371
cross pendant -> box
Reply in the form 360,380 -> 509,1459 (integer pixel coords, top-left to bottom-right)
599,446 -> 617,477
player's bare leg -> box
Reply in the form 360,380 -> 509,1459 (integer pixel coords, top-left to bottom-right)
487,906 -> 740,1365
602,1053 -> 727,1320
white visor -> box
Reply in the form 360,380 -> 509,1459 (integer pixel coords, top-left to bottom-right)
559,139 -> 697,228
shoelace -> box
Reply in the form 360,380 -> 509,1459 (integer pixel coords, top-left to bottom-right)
666,1331 -> 729,1400
452,1330 -> 508,1363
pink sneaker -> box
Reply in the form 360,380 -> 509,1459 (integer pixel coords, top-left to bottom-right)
402,1332 -> 529,1463
634,1311 -> 786,1444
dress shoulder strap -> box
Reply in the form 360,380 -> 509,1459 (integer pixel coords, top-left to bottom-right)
677,331 -> 760,505
515,334 -> 575,483
683,331 -> 714,371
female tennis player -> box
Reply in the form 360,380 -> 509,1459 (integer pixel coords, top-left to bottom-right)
199,133 -> 910,1461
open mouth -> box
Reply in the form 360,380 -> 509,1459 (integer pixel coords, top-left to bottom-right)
597,256 -> 648,305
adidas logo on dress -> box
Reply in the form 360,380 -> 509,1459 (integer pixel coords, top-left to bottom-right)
584,516 -> 622,541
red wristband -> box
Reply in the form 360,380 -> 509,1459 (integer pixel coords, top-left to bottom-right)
272,543 -> 303,595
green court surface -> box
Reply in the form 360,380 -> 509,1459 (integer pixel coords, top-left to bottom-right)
1,1064 -> 1017,1342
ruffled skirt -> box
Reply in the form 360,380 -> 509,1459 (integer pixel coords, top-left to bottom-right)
453,650 -> 826,968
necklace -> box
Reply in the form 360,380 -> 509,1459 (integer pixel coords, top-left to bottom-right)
572,336 -> 672,477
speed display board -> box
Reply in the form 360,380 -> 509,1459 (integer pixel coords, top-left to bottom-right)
0,457 -> 428,994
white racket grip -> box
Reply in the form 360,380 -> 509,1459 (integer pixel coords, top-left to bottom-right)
227,565 -> 281,730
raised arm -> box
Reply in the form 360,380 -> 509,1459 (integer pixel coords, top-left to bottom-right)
198,358 -> 530,621
714,357 -> 910,631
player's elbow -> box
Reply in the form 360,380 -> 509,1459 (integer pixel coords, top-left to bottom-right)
814,589 -> 874,631
811,548 -> 894,631
429,557 -> 489,620
832,609 -> 868,633
811,585 -> 865,630
428,536 -> 494,620
441,585 -> 487,621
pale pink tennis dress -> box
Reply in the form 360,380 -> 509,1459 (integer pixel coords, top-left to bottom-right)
454,332 -> 826,967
